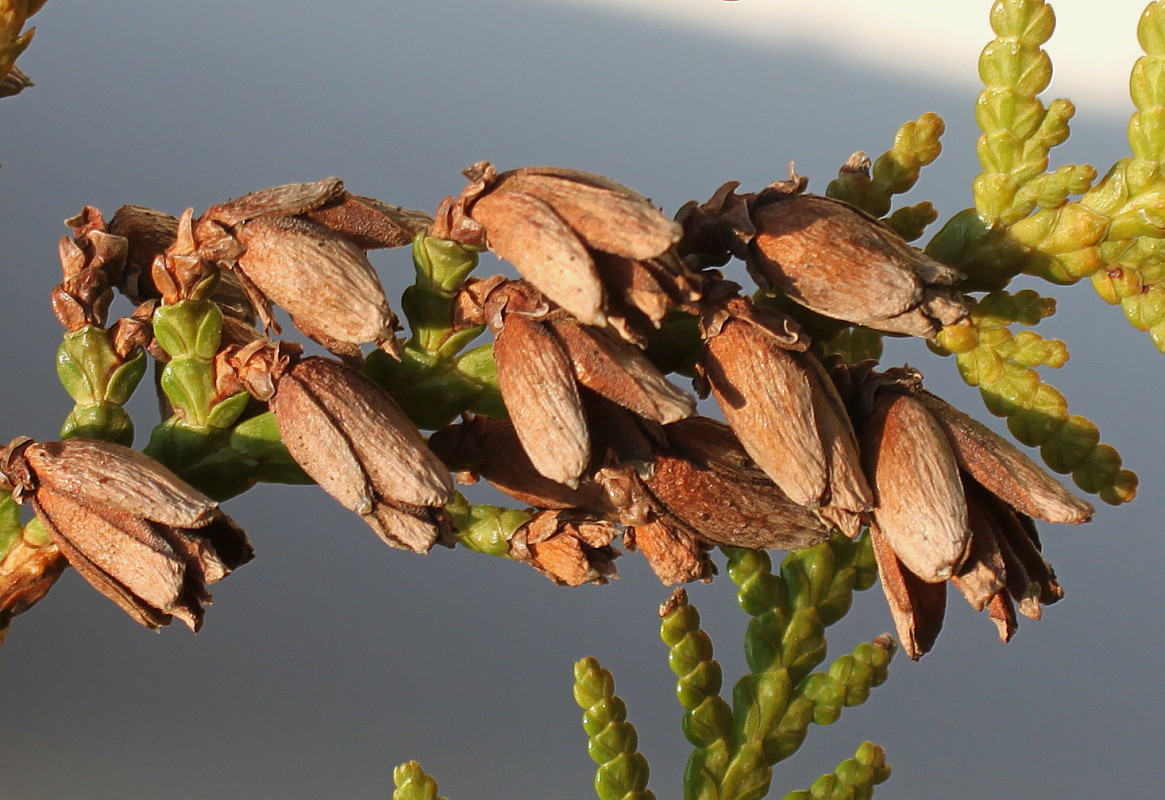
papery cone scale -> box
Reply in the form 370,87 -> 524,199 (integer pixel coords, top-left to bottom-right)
862,392 -> 970,582
471,190 -> 606,326
916,391 -> 1094,524
547,318 -> 694,425
493,312 -> 590,487
701,316 -> 829,507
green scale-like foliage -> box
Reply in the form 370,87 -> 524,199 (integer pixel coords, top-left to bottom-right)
823,0 -> 1141,506
574,657 -> 657,800
932,290 -> 1138,504
391,761 -> 449,800
660,535 -> 892,800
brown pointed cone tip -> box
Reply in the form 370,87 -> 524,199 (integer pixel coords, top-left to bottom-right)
444,163 -> 696,338
862,391 -> 971,583
509,510 -> 620,586
0,438 -> 252,632
747,191 -> 967,337
870,524 -> 946,660
268,357 -> 453,553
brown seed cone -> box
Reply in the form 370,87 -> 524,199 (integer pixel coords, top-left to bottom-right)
233,215 -> 401,357
268,357 -> 453,553
916,391 -> 1094,524
438,163 -> 696,340
869,524 -> 947,660
428,416 -> 617,515
0,536 -> 67,646
748,192 -> 966,338
861,392 -> 971,583
645,451 -> 830,550
0,438 -> 253,632
493,312 -> 590,488
508,510 -> 620,586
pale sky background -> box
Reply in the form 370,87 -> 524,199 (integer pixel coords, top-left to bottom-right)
540,0 -> 1149,112
1,2 -> 1162,799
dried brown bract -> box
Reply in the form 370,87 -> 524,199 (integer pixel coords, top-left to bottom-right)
435,162 -> 701,343
682,176 -> 967,338
508,510 -> 620,586
0,438 -> 253,632
846,366 -> 1091,658
470,279 -> 694,487
53,207 -> 127,330
235,352 -> 454,553
107,204 -> 256,322
0,535 -> 66,646
0,64 -> 32,98
697,288 -> 871,526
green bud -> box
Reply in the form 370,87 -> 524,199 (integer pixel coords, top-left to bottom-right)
206,392 -> 250,430
60,402 -> 134,446
445,494 -> 527,557
391,761 -> 446,800
152,301 -> 222,359
413,233 -> 479,293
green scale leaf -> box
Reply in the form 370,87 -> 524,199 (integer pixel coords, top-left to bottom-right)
933,291 -> 1137,504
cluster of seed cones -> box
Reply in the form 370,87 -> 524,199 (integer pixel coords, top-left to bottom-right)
0,162 -> 1094,658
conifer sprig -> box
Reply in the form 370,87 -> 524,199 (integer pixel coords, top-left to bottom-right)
826,113 -> 944,238
934,291 -> 1137,504
391,761 -> 448,800
658,536 -> 889,800
574,657 -> 657,800
778,742 -> 892,800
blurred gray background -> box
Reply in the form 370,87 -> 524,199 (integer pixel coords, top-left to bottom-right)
1,1 -> 1161,798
